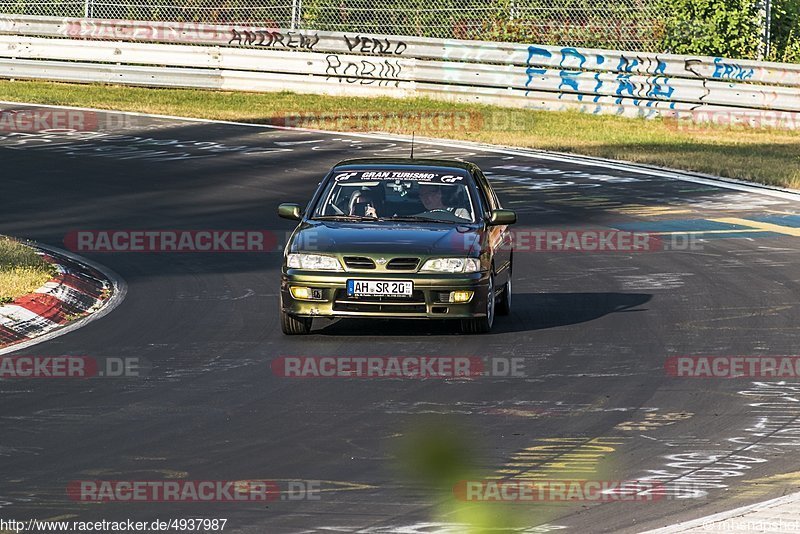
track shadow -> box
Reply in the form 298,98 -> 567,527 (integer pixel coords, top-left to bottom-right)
312,292 -> 651,336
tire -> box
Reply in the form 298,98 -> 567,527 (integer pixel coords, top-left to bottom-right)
496,275 -> 511,316
281,309 -> 312,335
460,274 -> 495,334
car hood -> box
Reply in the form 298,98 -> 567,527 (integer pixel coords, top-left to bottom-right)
289,220 -> 482,256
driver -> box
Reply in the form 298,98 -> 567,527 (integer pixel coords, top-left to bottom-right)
349,189 -> 379,218
418,183 -> 469,219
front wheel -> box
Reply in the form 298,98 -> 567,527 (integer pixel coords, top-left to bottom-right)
496,275 -> 511,316
281,309 -> 312,335
460,274 -> 495,334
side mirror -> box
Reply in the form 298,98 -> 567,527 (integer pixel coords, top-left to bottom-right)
488,209 -> 516,226
278,203 -> 302,221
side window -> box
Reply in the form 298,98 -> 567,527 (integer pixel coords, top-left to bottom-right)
473,170 -> 499,212
488,180 -> 502,210
469,172 -> 491,216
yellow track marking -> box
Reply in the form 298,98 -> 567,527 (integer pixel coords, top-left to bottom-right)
238,479 -> 376,493
711,217 -> 800,237
615,206 -> 693,216
687,305 -> 793,324
647,229 -> 769,235
732,471 -> 800,499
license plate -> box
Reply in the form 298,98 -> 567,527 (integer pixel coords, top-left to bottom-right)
347,280 -> 413,297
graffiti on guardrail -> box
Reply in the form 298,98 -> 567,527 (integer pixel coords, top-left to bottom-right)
683,57 -> 755,82
526,46 -> 669,75
343,34 -> 407,55
522,46 -> 772,112
524,46 -> 677,107
710,58 -> 755,81
325,55 -> 403,86
616,55 -> 668,74
228,29 -> 319,50
4,14 -> 800,124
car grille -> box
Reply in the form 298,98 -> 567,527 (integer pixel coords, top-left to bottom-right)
386,257 -> 420,271
332,289 -> 426,314
343,256 -> 376,270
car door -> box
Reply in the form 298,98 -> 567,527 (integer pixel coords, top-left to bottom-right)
473,168 -> 512,282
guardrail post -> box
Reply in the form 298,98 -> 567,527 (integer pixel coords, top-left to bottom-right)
758,0 -> 772,60
291,0 -> 302,30
765,0 -> 772,59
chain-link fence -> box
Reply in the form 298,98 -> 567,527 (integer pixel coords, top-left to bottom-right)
0,0 -> 675,51
0,1 -> 294,25
0,0 -> 795,60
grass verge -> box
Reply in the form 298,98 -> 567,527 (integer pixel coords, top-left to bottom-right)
0,80 -> 799,188
0,237 -> 56,304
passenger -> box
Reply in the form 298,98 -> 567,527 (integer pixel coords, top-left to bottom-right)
349,189 -> 379,218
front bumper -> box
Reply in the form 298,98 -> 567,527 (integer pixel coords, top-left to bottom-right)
281,269 -> 490,319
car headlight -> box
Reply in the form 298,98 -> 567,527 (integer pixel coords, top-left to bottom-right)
287,253 -> 343,271
420,257 -> 481,273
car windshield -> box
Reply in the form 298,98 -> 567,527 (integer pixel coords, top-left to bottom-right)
312,168 -> 478,223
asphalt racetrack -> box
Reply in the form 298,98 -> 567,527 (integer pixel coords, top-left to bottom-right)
2,105 -> 800,533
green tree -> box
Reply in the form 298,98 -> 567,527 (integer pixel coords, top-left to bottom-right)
660,0 -> 762,58
770,0 -> 800,61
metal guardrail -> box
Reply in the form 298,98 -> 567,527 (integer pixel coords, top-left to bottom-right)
1,15 -> 799,125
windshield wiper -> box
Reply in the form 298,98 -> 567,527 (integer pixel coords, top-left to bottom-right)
314,215 -> 381,222
388,216 -> 456,224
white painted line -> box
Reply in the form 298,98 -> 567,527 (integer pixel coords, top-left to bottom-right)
2,100 -> 800,202
640,491 -> 800,533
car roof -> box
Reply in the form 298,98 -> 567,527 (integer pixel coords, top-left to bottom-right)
333,157 -> 476,172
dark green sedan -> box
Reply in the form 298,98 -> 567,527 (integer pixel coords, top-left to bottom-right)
277,158 -> 516,335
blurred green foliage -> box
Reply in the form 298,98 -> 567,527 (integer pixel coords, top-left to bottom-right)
658,0 -> 800,61
770,0 -> 800,61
